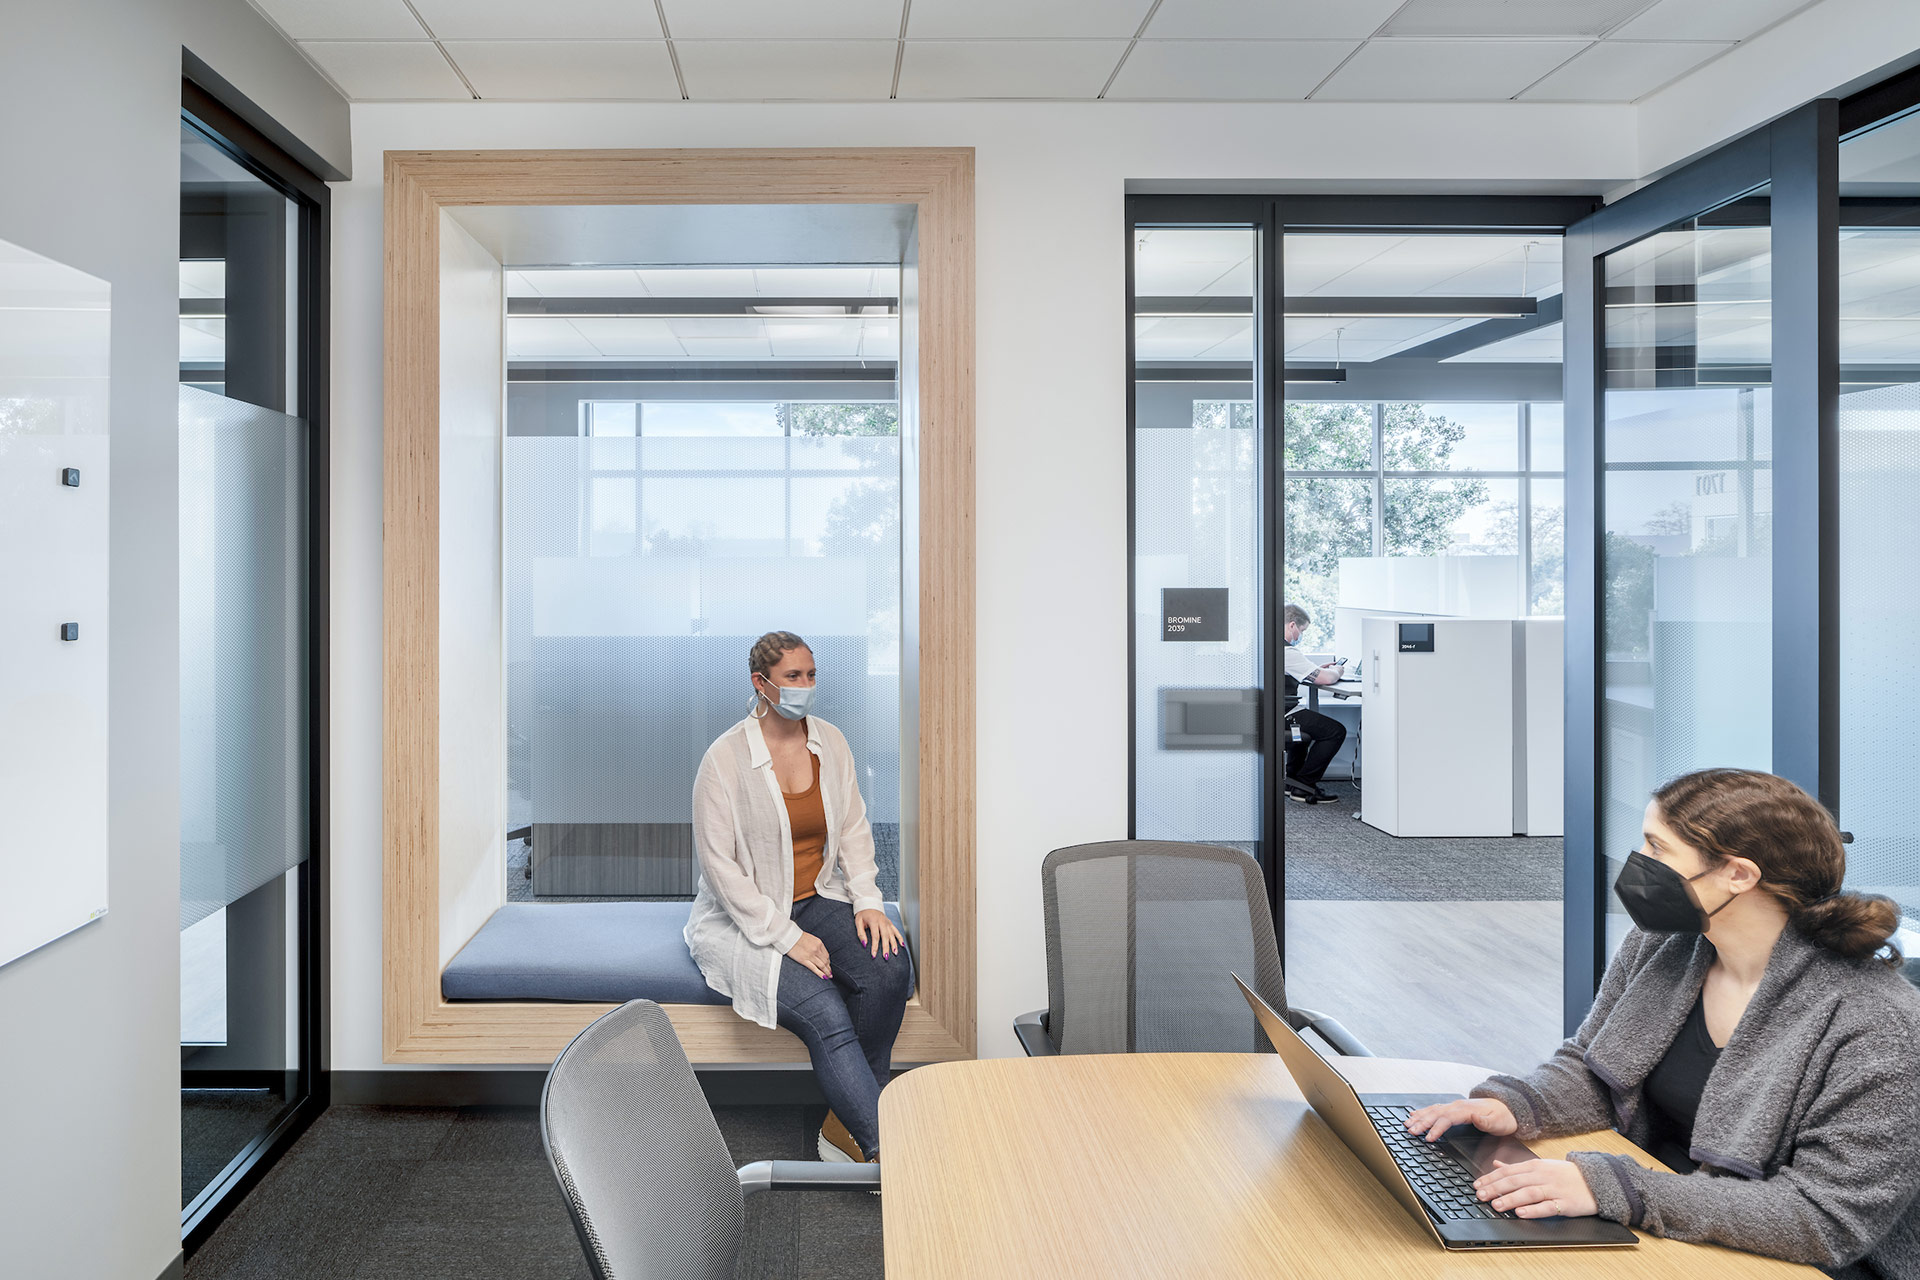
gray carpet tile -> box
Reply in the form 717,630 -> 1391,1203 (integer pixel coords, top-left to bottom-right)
1282,781 -> 1562,901
186,1103 -> 882,1280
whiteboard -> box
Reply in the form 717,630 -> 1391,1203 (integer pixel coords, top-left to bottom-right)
0,237 -> 110,969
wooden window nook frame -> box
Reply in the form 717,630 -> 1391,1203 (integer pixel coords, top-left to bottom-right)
381,148 -> 975,1064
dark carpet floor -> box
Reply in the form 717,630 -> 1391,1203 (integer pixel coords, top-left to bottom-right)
184,1103 -> 880,1280
1282,781 -> 1563,901
183,1090 -> 290,1209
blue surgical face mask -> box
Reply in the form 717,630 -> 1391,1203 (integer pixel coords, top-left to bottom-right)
756,679 -> 816,721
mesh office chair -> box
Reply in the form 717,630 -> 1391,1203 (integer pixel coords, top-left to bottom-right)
1013,840 -> 1370,1058
541,1000 -> 879,1280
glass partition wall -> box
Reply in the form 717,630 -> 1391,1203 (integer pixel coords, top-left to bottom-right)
1131,75 -> 1920,1054
1837,104 -> 1920,933
1127,200 -> 1592,1069
178,84 -> 329,1251
503,265 -> 903,902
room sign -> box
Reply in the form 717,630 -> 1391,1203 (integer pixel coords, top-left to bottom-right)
1162,587 -> 1228,641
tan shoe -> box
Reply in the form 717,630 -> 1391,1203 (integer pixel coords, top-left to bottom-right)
818,1109 -> 866,1163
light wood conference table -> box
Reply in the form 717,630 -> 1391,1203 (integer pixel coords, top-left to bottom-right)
879,1052 -> 1816,1280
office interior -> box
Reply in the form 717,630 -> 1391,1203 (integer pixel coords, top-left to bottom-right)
5,1 -> 1920,1278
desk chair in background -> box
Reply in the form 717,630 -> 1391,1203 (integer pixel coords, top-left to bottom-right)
1014,840 -> 1371,1058
541,1000 -> 879,1280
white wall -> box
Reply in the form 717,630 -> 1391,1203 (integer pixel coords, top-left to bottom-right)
330,99 -> 1637,1069
0,1 -> 346,1276
1637,0 -> 1920,179
437,213 -> 507,965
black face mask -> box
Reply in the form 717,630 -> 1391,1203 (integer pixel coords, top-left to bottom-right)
1614,850 -> 1734,934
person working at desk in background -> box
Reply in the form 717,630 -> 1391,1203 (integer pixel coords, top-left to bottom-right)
683,631 -> 913,1168
1407,768 -> 1920,1278
1282,603 -> 1347,804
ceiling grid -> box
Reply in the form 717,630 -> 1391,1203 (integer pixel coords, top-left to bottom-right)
247,0 -> 1827,105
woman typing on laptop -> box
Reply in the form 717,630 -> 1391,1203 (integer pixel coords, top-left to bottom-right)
1406,769 -> 1920,1277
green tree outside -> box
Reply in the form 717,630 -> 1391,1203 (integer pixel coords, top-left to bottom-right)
1198,400 -> 1506,649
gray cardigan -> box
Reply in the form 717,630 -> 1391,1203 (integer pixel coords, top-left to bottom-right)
1471,927 -> 1920,1278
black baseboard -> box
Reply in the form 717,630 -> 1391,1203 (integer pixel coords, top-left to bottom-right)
157,1251 -> 184,1280
330,1068 -> 830,1108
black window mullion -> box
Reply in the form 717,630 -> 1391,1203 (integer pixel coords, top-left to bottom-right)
1768,99 -> 1842,815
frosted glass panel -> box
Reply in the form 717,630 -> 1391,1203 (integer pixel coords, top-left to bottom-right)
0,239 -> 111,969
1839,382 -> 1920,912
179,385 -> 309,929
506,429 -> 901,895
1133,422 -> 1261,842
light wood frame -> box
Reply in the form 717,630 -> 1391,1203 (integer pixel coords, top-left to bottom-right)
382,149 -> 975,1064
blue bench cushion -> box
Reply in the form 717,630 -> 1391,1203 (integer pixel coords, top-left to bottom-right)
441,900 -> 905,1004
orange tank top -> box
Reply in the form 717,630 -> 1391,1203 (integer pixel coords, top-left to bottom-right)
783,752 -> 826,903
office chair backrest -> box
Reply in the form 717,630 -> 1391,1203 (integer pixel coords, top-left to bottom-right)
541,1000 -> 743,1280
1041,840 -> 1289,1055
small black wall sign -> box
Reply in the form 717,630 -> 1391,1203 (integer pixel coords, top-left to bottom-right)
1163,587 -> 1228,642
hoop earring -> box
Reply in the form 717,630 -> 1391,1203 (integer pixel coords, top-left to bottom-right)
748,690 -> 769,720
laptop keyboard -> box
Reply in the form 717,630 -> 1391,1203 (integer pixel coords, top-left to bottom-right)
1364,1105 -> 1514,1221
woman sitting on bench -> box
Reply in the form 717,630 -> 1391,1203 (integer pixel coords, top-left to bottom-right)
683,630 -> 913,1165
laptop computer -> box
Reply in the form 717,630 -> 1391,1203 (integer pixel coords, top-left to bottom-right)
1232,974 -> 1638,1251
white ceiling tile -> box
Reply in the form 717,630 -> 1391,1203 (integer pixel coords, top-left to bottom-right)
1108,40 -> 1356,99
675,40 -> 897,99
1135,228 -> 1256,294
410,0 -> 663,39
1610,0 -> 1817,41
1313,39 -> 1589,100
637,268 -> 761,295
300,41 -> 471,99
663,0 -> 907,39
1145,0 -> 1404,39
909,0 -> 1155,38
515,269 -> 646,297
680,337 -> 776,359
1519,40 -> 1729,101
442,41 -> 679,99
249,0 -> 424,39
897,40 -> 1129,98
506,318 -> 605,359
571,318 -> 686,357
752,267 -> 894,295
1381,0 -> 1647,38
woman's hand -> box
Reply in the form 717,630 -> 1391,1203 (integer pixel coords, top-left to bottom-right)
1404,1098 -> 1517,1143
787,931 -> 832,979
1473,1159 -> 1598,1219
855,909 -> 903,959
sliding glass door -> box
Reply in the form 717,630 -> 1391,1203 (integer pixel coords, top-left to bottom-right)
179,81 -> 329,1250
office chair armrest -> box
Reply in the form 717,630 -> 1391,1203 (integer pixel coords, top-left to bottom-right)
1291,1007 -> 1373,1057
736,1160 -> 882,1196
1013,1009 -> 1057,1057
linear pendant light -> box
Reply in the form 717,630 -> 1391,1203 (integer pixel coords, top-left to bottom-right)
1133,295 -> 1540,319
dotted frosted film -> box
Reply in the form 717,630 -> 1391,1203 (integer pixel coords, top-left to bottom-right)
178,385 -> 309,930
505,431 -> 902,836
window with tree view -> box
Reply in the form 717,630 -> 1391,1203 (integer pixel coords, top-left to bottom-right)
1260,400 -> 1564,650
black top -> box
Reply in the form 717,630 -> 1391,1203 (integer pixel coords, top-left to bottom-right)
1642,992 -> 1723,1173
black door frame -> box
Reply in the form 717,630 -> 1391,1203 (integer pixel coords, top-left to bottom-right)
179,76 -> 332,1254
1125,194 -> 1598,954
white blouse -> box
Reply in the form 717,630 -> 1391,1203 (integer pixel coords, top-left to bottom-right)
683,714 -> 885,1029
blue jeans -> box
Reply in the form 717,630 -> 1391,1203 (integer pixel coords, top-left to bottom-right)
775,895 -> 914,1160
